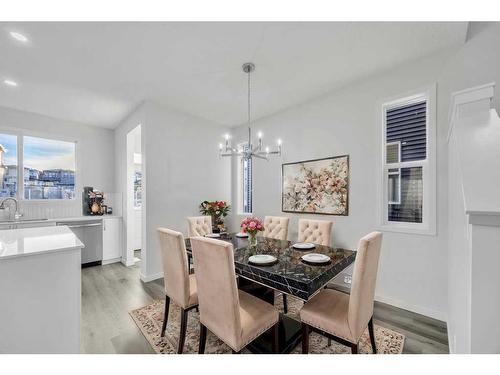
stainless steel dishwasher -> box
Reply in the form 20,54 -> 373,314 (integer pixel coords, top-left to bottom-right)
56,220 -> 103,266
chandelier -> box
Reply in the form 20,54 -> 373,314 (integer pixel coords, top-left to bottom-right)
219,63 -> 282,161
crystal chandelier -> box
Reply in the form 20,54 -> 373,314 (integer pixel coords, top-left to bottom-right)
219,63 -> 282,161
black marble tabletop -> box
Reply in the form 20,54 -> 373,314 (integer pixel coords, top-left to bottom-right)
185,234 -> 356,301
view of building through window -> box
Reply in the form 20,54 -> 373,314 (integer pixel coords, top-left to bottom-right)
0,134 -> 76,200
23,136 -> 76,200
384,99 -> 426,224
134,170 -> 142,207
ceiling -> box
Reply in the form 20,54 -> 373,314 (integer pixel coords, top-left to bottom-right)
0,22 -> 468,128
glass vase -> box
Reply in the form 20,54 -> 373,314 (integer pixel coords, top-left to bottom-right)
248,232 -> 258,247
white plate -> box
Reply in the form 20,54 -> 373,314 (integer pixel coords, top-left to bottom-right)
248,254 -> 277,266
292,242 -> 315,250
205,233 -> 220,238
301,253 -> 331,264
235,232 -> 248,238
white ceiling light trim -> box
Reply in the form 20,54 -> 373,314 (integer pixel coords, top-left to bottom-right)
3,79 -> 18,87
9,31 -> 29,43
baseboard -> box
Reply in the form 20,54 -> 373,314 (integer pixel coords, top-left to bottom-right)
447,321 -> 455,354
140,271 -> 164,283
122,258 -> 136,267
102,258 -> 121,265
375,294 -> 447,322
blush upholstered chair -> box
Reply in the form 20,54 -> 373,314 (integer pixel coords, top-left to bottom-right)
157,228 -> 199,353
261,216 -> 290,241
190,237 -> 280,354
300,231 -> 383,354
297,219 -> 333,247
187,216 -> 212,237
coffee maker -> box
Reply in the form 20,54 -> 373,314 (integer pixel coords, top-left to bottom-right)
82,186 -> 105,216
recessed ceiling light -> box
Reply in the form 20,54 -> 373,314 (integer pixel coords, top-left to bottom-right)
4,79 -> 18,87
9,31 -> 29,43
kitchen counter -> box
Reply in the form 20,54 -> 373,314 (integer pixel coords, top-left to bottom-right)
0,226 -> 84,260
0,214 -> 122,225
0,225 -> 83,353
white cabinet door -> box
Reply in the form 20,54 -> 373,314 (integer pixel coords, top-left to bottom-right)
102,217 -> 122,262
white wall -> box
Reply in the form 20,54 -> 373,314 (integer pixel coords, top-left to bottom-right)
230,50 -> 456,321
0,106 -> 115,219
115,101 -> 231,279
229,22 -> 500,325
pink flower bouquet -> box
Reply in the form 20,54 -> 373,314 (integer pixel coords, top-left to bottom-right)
240,217 -> 264,247
240,216 -> 264,235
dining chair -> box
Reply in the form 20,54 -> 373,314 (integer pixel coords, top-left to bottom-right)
190,236 -> 280,354
157,228 -> 199,354
187,216 -> 213,237
300,231 -> 383,354
297,219 -> 333,247
261,216 -> 289,241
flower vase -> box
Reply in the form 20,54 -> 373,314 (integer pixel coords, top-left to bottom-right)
248,232 -> 258,247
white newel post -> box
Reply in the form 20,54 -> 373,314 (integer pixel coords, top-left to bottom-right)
447,82 -> 500,353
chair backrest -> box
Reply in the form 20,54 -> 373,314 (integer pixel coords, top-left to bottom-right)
157,228 -> 191,308
262,216 -> 289,241
190,237 -> 241,347
347,231 -> 383,340
187,216 -> 212,237
297,219 -> 333,246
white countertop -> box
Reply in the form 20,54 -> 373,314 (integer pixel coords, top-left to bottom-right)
0,226 -> 84,260
0,215 -> 122,226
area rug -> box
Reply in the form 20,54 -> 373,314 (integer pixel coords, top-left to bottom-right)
130,294 -> 405,354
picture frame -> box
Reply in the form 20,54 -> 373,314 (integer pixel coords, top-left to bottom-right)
281,155 -> 349,216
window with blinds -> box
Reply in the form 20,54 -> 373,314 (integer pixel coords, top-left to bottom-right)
239,144 -> 252,214
384,99 -> 427,224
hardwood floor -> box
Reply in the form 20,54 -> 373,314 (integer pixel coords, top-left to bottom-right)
81,262 -> 449,354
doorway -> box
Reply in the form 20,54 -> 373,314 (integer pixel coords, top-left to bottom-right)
126,125 -> 142,265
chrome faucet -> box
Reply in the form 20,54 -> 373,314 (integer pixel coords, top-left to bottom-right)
0,197 -> 22,220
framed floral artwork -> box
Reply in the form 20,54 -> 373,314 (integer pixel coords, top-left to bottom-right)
282,155 -> 349,215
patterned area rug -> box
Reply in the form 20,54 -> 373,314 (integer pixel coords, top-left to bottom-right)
130,294 -> 405,354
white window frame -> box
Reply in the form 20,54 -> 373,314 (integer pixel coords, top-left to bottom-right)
0,127 -> 78,203
378,85 -> 436,236
387,168 -> 401,205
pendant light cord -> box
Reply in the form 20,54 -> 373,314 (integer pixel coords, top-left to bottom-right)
247,68 -> 251,124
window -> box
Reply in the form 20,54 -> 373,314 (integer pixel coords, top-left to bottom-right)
0,133 -> 18,198
134,170 -> 142,208
238,143 -> 252,214
0,133 -> 76,200
380,88 -> 436,235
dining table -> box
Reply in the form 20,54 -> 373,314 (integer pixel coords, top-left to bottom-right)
185,233 -> 356,354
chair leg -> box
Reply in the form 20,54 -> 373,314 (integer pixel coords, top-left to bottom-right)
271,323 -> 279,353
301,323 -> 309,354
178,308 -> 188,354
328,338 -> 331,347
282,294 -> 288,314
351,343 -> 358,354
198,322 -> 207,354
161,295 -> 170,337
368,317 -> 377,354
